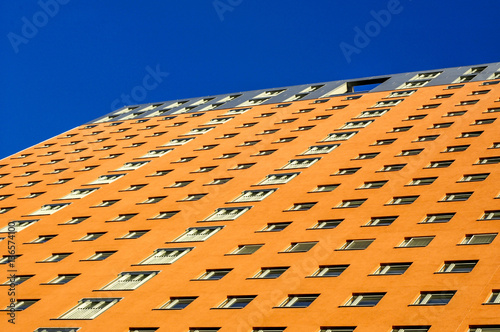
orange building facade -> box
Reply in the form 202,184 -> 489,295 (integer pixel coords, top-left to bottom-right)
1,63 -> 500,332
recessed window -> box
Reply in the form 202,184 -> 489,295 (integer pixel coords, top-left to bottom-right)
183,127 -> 215,136
388,90 -> 416,98
322,131 -> 358,142
415,135 -> 439,142
336,199 -> 366,208
365,216 -> 397,226
30,203 -> 70,216
311,184 -> 339,192
461,233 -> 497,245
119,230 -> 149,239
254,149 -> 277,156
40,253 -> 72,263
2,275 -> 33,285
140,196 -> 166,204
359,181 -> 387,189
430,122 -> 453,129
485,291 -> 500,304
438,260 -> 478,273
153,211 -> 179,219
434,93 -> 453,99
122,184 -> 147,191
354,152 -> 379,160
339,239 -> 374,250
408,177 -> 437,186
88,174 -> 125,185
139,248 -> 192,265
334,167 -> 361,175
260,222 -> 291,232
281,158 -> 320,169
283,242 -> 317,253
240,140 -> 260,146
398,237 -> 434,248
444,110 -> 467,117
343,293 -> 385,307
197,144 -> 218,150
252,328 -> 286,332
390,126 -> 412,132
206,177 -> 232,185
340,120 -> 373,130
473,118 -> 497,125
218,133 -> 238,139
77,232 -> 105,241
258,173 -> 299,185
421,213 -> 455,223
163,137 -> 195,146
173,227 -> 222,242
426,160 -> 454,168
311,265 -> 348,277
440,192 -> 473,202
58,298 -> 120,320
93,200 -> 119,207
274,136 -> 297,143
390,326 -> 430,332
373,138 -> 396,145
480,210 -> 500,220
229,244 -> 262,255
60,188 -> 99,200
168,181 -> 193,188
231,163 -> 256,170
252,267 -> 288,279
476,156 -> 500,165
444,145 -> 469,152
459,131 -> 483,138
302,144 -> 338,155
85,251 -> 116,261
101,271 -> 158,290
110,213 -> 138,222
468,326 -> 500,332
204,207 -> 251,221
412,291 -> 455,306
406,114 -> 427,121
309,219 -> 342,230
62,216 -> 88,225
233,189 -> 276,202
373,263 -> 411,275
217,296 -> 256,309
3,299 -> 38,311
287,202 -> 316,211
259,129 -> 279,135
196,269 -> 231,281
278,294 -> 319,308
311,115 -> 332,120
458,99 -> 479,106
159,297 -> 197,310
379,164 -> 406,172
357,109 -> 388,118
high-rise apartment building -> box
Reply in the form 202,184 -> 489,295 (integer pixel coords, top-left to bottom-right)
1,63 -> 500,332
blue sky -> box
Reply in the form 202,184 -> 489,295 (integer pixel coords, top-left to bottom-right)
1,0 -> 500,159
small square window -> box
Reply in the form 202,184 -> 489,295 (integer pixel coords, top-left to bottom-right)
93,200 -> 119,207
390,126 -> 412,132
2,275 -> 34,285
406,114 -> 427,121
485,291 -> 500,304
140,196 -> 166,204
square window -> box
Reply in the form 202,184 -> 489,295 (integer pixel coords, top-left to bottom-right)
485,291 -> 500,304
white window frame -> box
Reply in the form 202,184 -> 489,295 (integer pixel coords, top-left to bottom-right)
114,161 -> 149,171
322,131 -> 358,142
281,158 -> 320,170
88,174 -> 125,185
100,271 -> 158,290
183,127 -> 215,136
339,239 -> 373,250
257,173 -> 299,185
398,237 -> 434,248
60,188 -> 99,200
30,203 -> 70,216
173,227 -> 222,242
232,189 -> 276,203
461,233 -> 497,245
163,137 -> 195,146
139,248 -> 192,265
204,207 -> 251,221
58,298 -> 121,320
339,120 -> 373,130
302,144 -> 338,155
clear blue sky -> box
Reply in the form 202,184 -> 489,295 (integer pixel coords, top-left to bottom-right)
1,0 -> 500,159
